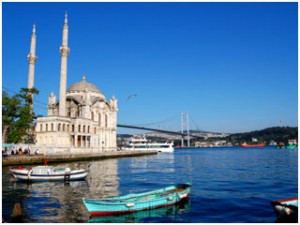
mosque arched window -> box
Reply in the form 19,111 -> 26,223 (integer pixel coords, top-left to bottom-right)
58,123 -> 61,131
98,113 -> 101,126
91,112 -> 94,121
40,124 -> 43,132
105,114 -> 108,128
46,124 -> 48,131
51,123 -> 54,131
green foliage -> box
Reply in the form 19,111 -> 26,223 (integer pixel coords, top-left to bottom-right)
225,126 -> 298,145
18,87 -> 39,105
2,91 -> 21,126
2,88 -> 39,144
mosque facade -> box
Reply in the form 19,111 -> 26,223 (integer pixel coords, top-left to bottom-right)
32,13 -> 118,154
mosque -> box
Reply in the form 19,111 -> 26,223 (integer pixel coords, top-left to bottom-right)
29,13 -> 118,154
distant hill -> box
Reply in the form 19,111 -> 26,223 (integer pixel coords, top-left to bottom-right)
118,126 -> 298,146
225,126 -> 298,145
188,130 -> 228,136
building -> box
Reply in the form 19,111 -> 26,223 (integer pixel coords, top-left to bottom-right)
34,13 -> 118,154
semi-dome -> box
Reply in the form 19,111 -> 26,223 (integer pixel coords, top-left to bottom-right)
67,76 -> 102,94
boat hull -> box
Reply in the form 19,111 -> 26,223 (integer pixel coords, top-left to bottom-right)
271,197 -> 298,222
83,183 -> 191,217
123,147 -> 174,152
88,198 -> 190,223
158,148 -> 174,152
10,167 -> 88,182
241,143 -> 265,148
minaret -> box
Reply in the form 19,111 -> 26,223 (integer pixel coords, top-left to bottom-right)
27,24 -> 38,107
59,12 -> 70,117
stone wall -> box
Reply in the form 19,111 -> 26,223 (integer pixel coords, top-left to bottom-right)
2,150 -> 157,166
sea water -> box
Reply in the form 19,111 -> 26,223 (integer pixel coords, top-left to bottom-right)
2,147 -> 298,223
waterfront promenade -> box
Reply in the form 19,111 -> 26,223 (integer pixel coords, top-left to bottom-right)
2,150 -> 157,166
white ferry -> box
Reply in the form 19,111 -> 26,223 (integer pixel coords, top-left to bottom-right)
122,136 -> 174,152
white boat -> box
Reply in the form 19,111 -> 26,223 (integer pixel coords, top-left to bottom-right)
10,165 -> 88,182
122,136 -> 174,152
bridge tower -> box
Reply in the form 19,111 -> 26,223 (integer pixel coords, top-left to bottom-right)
181,112 -> 190,147
187,112 -> 190,147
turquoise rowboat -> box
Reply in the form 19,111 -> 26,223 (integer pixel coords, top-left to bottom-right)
83,183 -> 191,217
88,198 -> 191,223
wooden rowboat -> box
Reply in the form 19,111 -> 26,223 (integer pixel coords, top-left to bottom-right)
88,198 -> 191,223
83,183 -> 191,217
10,165 -> 88,182
271,197 -> 298,222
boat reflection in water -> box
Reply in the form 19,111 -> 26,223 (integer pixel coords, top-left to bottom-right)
88,198 -> 191,223
3,159 -> 120,223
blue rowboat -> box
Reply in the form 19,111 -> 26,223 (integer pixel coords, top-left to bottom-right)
83,183 -> 191,217
271,197 -> 298,223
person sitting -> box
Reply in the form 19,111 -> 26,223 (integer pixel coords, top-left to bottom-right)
2,149 -> 8,157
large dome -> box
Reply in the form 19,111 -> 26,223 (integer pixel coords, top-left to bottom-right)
68,76 -> 102,94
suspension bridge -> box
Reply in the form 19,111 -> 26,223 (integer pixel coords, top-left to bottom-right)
118,112 -> 202,147
117,124 -> 202,139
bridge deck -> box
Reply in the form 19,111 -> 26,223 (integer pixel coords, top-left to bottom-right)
117,124 -> 202,139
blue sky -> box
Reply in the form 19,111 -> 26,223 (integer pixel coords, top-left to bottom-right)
2,2 -> 298,134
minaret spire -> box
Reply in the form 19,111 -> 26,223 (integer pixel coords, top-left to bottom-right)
27,24 -> 37,88
32,24 -> 36,34
59,12 -> 70,117
64,11 -> 68,24
27,24 -> 38,109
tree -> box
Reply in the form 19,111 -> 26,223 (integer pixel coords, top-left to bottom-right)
2,88 -> 39,144
18,87 -> 39,106
2,91 -> 21,143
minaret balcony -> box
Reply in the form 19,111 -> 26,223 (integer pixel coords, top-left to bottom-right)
59,46 -> 70,56
27,54 -> 37,64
